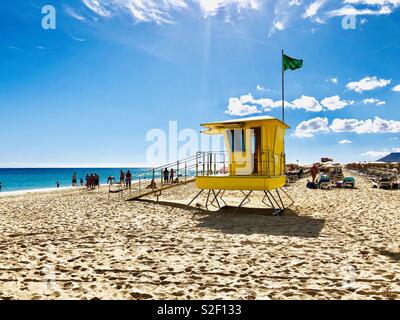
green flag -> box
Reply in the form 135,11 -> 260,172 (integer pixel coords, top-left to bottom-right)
283,54 -> 303,71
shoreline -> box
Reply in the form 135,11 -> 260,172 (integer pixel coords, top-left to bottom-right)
0,186 -> 78,197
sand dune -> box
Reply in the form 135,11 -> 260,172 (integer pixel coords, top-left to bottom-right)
0,173 -> 399,299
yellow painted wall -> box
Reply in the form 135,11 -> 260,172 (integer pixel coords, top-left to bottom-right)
224,120 -> 286,177
196,175 -> 286,190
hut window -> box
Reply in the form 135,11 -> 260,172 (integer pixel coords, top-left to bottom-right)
227,129 -> 245,152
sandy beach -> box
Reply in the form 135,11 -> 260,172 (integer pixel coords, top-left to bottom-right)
0,173 -> 399,300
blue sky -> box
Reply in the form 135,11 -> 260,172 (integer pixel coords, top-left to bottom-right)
1,0 -> 399,167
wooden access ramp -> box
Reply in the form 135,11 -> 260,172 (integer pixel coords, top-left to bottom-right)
107,155 -> 200,201
126,176 -> 196,201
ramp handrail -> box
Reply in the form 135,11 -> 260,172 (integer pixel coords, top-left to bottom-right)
123,154 -> 201,199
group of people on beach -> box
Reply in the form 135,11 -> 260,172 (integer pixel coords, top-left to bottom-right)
85,173 -> 100,190
107,170 -> 132,188
162,168 -> 175,184
71,172 -> 100,189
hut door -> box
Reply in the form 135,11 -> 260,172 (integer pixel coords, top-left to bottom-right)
252,127 -> 261,174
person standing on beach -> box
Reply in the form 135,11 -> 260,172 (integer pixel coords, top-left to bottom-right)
163,168 -> 169,184
126,170 -> 132,189
311,164 -> 319,183
107,175 -> 115,185
85,174 -> 89,189
56,181 -> 60,188
120,170 -> 125,186
72,172 -> 77,186
94,173 -> 100,188
89,174 -> 94,189
170,168 -> 174,184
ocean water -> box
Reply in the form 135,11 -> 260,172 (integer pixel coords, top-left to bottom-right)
0,168 -> 152,193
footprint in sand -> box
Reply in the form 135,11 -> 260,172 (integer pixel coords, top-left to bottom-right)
130,291 -> 153,299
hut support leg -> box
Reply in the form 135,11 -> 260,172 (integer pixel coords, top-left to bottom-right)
240,190 -> 251,206
205,189 -> 211,211
210,190 -> 221,209
266,190 -> 283,216
263,191 -> 278,214
187,189 -> 204,208
276,189 -> 285,210
279,188 -> 294,208
233,190 -> 253,214
219,190 -> 227,207
262,188 -> 294,216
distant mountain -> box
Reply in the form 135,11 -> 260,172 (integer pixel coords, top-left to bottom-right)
378,152 -> 400,162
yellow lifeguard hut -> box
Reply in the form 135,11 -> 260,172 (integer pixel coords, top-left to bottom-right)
188,115 -> 294,215
124,115 -> 293,215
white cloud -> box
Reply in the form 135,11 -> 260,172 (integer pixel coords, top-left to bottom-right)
82,0 -> 188,23
329,78 -> 338,84
81,0 -> 261,23
289,0 -> 303,5
346,76 -> 391,93
64,5 -> 86,21
239,93 -> 274,111
274,21 -> 285,30
330,116 -> 400,134
321,95 -> 353,111
197,0 -> 261,17
344,0 -> 400,5
256,84 -> 266,92
291,95 -> 323,112
362,98 -> 386,105
294,117 -> 329,138
228,93 -> 356,113
82,0 -> 111,17
303,0 -> 327,18
327,5 -> 393,17
392,84 -> 400,92
392,147 -> 400,152
361,150 -> 389,158
229,93 -> 289,112
225,97 -> 260,116
294,116 -> 400,138
338,139 -> 352,144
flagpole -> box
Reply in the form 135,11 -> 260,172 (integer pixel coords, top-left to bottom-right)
281,49 -> 285,123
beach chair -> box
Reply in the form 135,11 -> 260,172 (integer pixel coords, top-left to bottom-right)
343,177 -> 355,188
318,175 -> 331,190
378,175 -> 392,189
287,173 -> 297,184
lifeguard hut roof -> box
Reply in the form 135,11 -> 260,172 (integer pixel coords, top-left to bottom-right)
200,115 -> 290,135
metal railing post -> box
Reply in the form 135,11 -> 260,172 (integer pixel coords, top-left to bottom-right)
185,162 -> 187,181
196,152 -> 199,177
208,153 -> 212,175
177,161 -> 179,182
214,154 -> 217,175
223,153 -> 226,174
152,169 -> 155,190
202,153 -> 205,176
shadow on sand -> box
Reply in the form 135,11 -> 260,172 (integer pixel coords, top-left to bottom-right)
135,199 -> 325,238
376,248 -> 400,262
